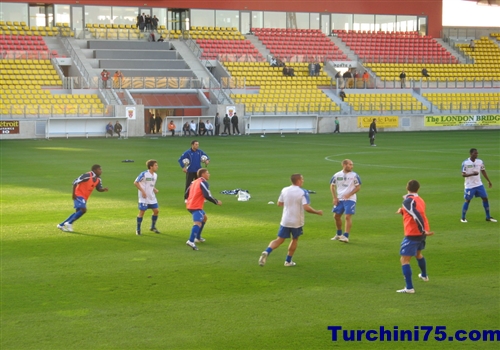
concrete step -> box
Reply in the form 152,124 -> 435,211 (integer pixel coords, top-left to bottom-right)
246,34 -> 270,60
435,38 -> 468,63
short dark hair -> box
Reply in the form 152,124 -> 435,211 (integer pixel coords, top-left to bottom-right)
91,164 -> 101,172
191,140 -> 198,146
291,173 -> 303,184
469,148 -> 477,154
146,159 -> 157,169
197,168 -> 208,177
407,180 -> 420,193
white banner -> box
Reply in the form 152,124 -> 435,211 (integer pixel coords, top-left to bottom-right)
126,106 -> 136,120
226,106 -> 236,118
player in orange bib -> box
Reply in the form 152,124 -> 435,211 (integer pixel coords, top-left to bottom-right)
57,164 -> 108,232
185,168 -> 221,250
396,180 -> 434,294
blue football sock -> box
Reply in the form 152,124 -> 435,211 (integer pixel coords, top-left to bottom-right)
482,200 -> 490,219
402,264 -> 413,290
417,257 -> 427,277
265,247 -> 273,254
336,229 -> 342,236
137,217 -> 143,231
190,225 -> 200,242
286,255 -> 292,263
60,212 -> 76,226
462,202 -> 469,219
69,210 -> 84,223
343,232 -> 349,238
197,222 -> 206,239
151,215 -> 158,228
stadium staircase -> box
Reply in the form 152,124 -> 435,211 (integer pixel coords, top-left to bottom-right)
245,34 -> 271,59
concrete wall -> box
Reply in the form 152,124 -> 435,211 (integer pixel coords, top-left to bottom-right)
95,50 -> 177,60
94,69 -> 195,78
88,41 -> 172,51
2,112 -> 498,140
99,60 -> 187,70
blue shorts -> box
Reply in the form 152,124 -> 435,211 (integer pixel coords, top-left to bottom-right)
277,226 -> 303,239
138,202 -> 159,211
73,196 -> 87,209
188,209 -> 205,223
332,200 -> 357,215
400,237 -> 426,256
464,185 -> 487,201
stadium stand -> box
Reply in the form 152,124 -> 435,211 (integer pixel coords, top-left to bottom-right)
0,21 -> 74,37
363,62 -> 500,81
254,28 -> 346,62
225,61 -> 340,114
334,30 -> 458,63
0,58 -> 104,116
455,36 -> 500,66
422,92 -> 500,111
343,93 -> 426,113
189,26 -> 264,61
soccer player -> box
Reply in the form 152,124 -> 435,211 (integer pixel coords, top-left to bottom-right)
178,140 -> 210,199
185,168 -> 222,250
396,180 -> 434,294
258,174 -> 323,267
57,164 -> 108,232
330,159 -> 361,243
461,148 -> 496,223
134,159 -> 160,235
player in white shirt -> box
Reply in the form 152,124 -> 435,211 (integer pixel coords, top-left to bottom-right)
461,148 -> 496,223
134,159 -> 160,235
330,159 -> 362,243
258,174 -> 323,267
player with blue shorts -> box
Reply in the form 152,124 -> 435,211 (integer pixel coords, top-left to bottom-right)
330,159 -> 362,243
57,164 -> 108,232
259,174 -> 323,267
185,168 -> 222,250
134,159 -> 160,235
396,180 -> 434,294
461,148 -> 496,223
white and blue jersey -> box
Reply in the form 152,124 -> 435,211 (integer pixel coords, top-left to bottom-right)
279,185 -> 310,228
330,171 -> 362,202
461,157 -> 485,189
178,148 -> 209,173
135,170 -> 158,205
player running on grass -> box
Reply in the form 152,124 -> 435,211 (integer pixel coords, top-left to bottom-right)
259,174 -> 323,267
57,164 -> 108,232
461,148 -> 496,223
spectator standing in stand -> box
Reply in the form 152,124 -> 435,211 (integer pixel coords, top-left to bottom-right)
399,70 -> 406,89
101,69 -> 110,89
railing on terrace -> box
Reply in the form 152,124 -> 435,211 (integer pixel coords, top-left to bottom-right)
375,78 -> 499,89
446,39 -> 475,63
0,105 -> 114,119
346,103 -> 428,115
61,76 -> 207,90
0,50 -> 56,60
360,56 -> 460,64
245,104 -> 341,116
431,102 -> 500,114
61,37 -> 92,88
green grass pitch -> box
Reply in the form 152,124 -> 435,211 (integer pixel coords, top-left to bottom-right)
1,130 -> 499,349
